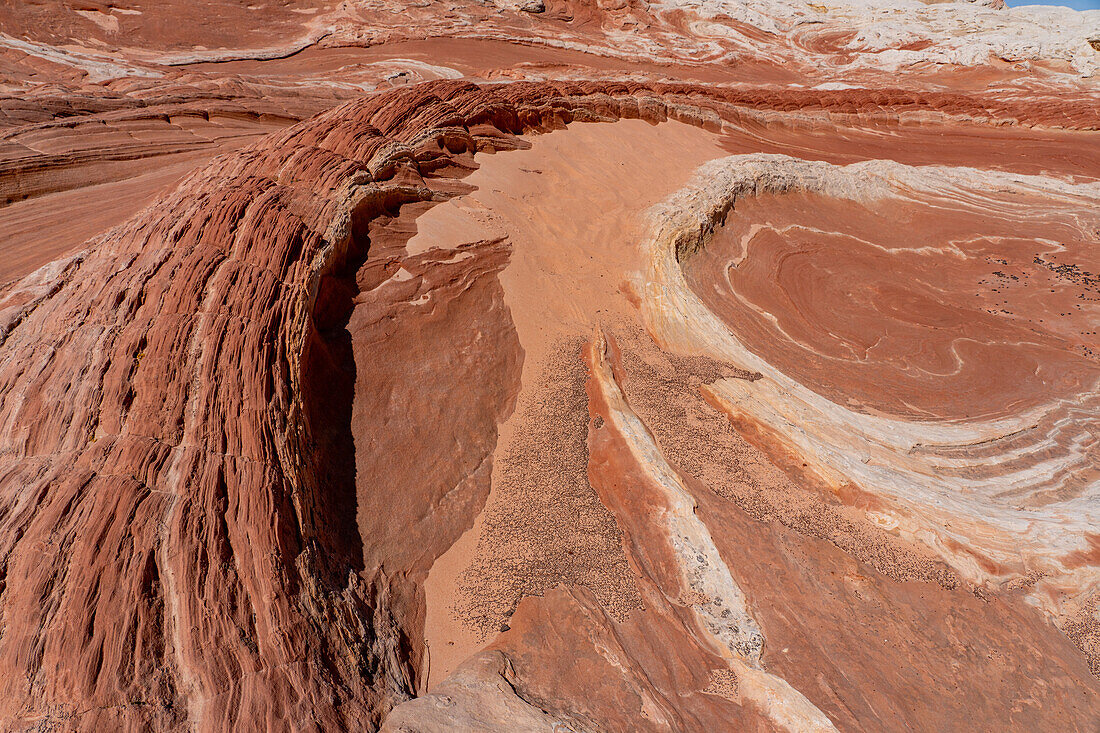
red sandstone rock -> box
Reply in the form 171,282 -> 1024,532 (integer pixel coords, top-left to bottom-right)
1,2 -> 1099,732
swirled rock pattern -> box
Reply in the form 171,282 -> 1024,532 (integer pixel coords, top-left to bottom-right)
1,1 -> 1099,732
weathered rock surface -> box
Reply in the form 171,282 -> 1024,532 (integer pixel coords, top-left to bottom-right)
0,1 -> 1098,731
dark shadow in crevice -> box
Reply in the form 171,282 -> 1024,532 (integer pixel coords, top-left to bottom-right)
299,185 -> 436,580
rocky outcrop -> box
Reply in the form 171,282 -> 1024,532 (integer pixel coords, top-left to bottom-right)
0,80 -> 895,730
647,151 -> 1100,638
0,77 -> 1089,730
0,1 -> 1098,731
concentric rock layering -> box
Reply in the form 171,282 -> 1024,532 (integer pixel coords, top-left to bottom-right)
1,1 -> 1099,732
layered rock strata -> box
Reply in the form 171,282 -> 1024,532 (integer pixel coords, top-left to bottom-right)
0,74 -> 1098,733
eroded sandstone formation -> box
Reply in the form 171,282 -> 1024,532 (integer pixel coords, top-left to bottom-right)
1,1 -> 1098,731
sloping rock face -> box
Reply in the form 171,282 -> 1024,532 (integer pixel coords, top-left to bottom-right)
1,2 -> 1099,732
